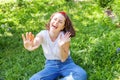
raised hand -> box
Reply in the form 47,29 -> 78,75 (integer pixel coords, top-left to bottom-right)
58,32 -> 71,47
22,32 -> 34,50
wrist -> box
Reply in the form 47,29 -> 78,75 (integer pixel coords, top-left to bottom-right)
58,41 -> 65,47
24,45 -> 33,51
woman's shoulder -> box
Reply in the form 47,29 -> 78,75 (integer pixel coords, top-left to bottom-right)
38,30 -> 47,34
39,30 -> 47,33
36,30 -> 47,37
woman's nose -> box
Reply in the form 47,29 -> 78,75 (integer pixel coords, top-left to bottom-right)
54,21 -> 58,25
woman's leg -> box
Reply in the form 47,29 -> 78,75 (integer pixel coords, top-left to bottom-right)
29,60 -> 60,80
60,63 -> 87,80
29,67 -> 59,80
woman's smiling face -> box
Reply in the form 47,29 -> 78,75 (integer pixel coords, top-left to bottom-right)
49,13 -> 66,32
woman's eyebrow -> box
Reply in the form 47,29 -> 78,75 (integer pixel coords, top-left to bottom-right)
59,19 -> 64,22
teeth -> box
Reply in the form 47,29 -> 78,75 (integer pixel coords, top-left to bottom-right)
52,25 -> 57,29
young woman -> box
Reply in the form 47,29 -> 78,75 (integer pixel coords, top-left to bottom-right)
22,11 -> 87,80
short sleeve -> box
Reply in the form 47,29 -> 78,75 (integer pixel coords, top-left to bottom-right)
36,30 -> 45,37
36,30 -> 47,44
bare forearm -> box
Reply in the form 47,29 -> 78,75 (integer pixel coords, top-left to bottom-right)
58,32 -> 71,62
59,46 -> 69,62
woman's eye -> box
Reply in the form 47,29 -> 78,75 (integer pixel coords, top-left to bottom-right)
59,21 -> 63,24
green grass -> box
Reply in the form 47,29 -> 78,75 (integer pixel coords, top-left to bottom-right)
0,0 -> 120,80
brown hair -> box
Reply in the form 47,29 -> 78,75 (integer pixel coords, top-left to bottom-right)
46,11 -> 76,37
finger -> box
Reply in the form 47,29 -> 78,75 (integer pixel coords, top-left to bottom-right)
22,34 -> 26,41
29,32 -> 32,40
31,35 -> 34,45
65,32 -> 71,38
67,32 -> 71,37
64,32 -> 68,38
30,33 -> 34,46
26,32 -> 29,40
66,32 -> 71,36
65,37 -> 71,43
31,34 -> 34,41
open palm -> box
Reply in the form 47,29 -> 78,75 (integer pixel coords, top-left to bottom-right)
58,32 -> 71,47
22,32 -> 34,49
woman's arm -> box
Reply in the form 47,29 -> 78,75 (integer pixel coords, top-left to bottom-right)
58,32 -> 71,62
59,42 -> 70,62
22,32 -> 43,51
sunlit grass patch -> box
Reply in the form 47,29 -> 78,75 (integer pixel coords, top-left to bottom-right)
0,0 -> 14,4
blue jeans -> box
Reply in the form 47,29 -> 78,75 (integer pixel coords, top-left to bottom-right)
29,56 -> 87,80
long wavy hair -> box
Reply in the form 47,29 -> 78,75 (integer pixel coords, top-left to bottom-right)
46,11 -> 76,37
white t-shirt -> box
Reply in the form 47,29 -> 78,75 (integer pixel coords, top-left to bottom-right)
37,30 -> 70,60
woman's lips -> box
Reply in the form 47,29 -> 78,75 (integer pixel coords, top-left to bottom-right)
52,25 -> 57,29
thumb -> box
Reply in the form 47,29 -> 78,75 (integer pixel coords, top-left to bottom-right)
22,34 -> 26,42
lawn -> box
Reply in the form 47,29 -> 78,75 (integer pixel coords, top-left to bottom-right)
0,0 -> 120,80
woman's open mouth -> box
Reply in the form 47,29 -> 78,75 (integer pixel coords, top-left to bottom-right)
52,25 -> 58,29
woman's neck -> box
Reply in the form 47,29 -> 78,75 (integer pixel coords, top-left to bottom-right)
48,30 -> 60,42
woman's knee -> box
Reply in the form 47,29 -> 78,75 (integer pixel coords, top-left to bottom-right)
80,70 -> 87,80
76,69 -> 87,80
73,66 -> 87,80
